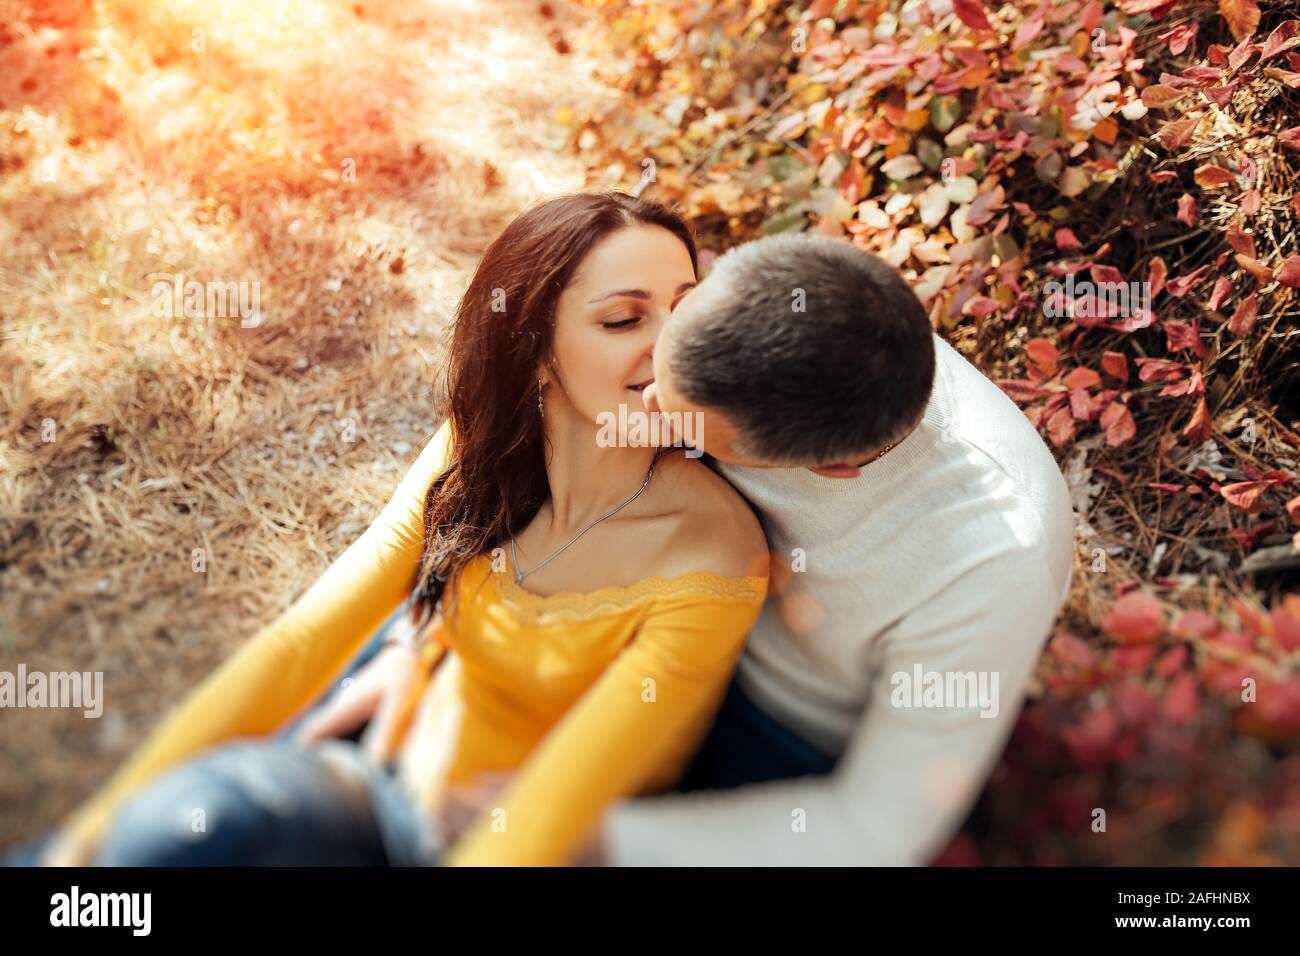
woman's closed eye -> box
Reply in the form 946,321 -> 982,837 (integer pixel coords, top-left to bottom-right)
601,315 -> 641,330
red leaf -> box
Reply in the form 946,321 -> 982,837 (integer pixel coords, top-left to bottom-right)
952,0 -> 992,31
1055,228 -> 1083,250
1176,192 -> 1197,226
1062,706 -> 1120,766
1173,609 -> 1218,639
1207,276 -> 1233,311
1135,357 -> 1186,382
1165,319 -> 1205,356
1274,597 -> 1300,652
1165,264 -> 1210,296
1091,263 -> 1125,286
1228,291 -> 1258,334
1102,590 -> 1165,643
1260,20 -> 1300,61
1113,643 -> 1159,673
999,379 -> 1051,403
1159,23 -> 1199,55
1047,405 -> 1076,446
1160,367 -> 1204,397
1221,479 -> 1270,510
1225,224 -> 1256,258
1202,82 -> 1239,109
1101,401 -> 1137,446
1156,644 -> 1189,679
1227,38 -> 1258,71
1278,255 -> 1300,287
1161,672 -> 1200,724
1012,12 -> 1045,52
1280,127 -> 1300,150
1229,521 -> 1276,551
1050,632 -> 1098,670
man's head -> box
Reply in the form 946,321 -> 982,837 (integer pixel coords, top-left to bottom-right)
642,233 -> 936,476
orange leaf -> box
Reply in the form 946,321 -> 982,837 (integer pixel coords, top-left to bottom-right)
1063,367 -> 1101,390
1219,0 -> 1261,44
1194,164 -> 1235,187
1101,351 -> 1129,381
1183,397 -> 1214,443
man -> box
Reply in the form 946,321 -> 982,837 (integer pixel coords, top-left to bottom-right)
607,233 -> 1075,864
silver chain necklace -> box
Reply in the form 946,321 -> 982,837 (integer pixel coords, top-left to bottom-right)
510,452 -> 664,586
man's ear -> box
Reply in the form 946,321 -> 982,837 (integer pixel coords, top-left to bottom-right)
806,463 -> 863,479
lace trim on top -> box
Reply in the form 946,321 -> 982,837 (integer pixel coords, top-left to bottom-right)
471,553 -> 767,625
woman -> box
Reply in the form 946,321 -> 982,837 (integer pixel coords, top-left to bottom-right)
39,191 -> 769,866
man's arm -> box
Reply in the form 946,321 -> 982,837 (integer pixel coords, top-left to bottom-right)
601,553 -> 1064,866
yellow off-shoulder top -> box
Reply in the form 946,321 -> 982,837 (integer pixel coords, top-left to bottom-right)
60,420 -> 768,866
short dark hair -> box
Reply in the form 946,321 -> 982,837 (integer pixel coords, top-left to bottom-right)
668,234 -> 936,466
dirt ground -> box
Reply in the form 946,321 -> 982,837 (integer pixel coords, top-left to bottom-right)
0,0 -> 620,846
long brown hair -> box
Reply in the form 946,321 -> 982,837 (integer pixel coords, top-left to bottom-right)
406,191 -> 699,629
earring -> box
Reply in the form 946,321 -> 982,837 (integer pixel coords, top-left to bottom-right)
537,378 -> 544,417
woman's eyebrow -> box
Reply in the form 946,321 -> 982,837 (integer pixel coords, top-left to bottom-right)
587,288 -> 649,303
587,281 -> 697,305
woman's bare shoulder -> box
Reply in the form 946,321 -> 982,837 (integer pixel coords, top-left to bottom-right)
643,450 -> 769,581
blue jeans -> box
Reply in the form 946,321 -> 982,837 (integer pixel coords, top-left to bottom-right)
4,607 -> 414,867
674,676 -> 838,791
93,738 -> 442,866
5,607 -> 836,865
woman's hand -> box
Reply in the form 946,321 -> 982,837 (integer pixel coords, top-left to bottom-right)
294,641 -> 424,765
39,828 -> 98,867
437,771 -> 607,865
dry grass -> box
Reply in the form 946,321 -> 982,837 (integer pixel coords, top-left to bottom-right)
0,0 -> 609,846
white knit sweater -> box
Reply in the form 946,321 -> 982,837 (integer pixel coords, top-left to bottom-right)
606,334 -> 1075,865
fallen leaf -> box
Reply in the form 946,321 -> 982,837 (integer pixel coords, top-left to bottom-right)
1219,0 -> 1261,44
952,0 -> 992,31
1102,590 -> 1165,643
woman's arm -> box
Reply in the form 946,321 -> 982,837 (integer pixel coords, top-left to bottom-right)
54,420 -> 454,854
444,584 -> 766,867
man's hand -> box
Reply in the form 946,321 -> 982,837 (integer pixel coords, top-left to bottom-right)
294,640 -> 423,765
